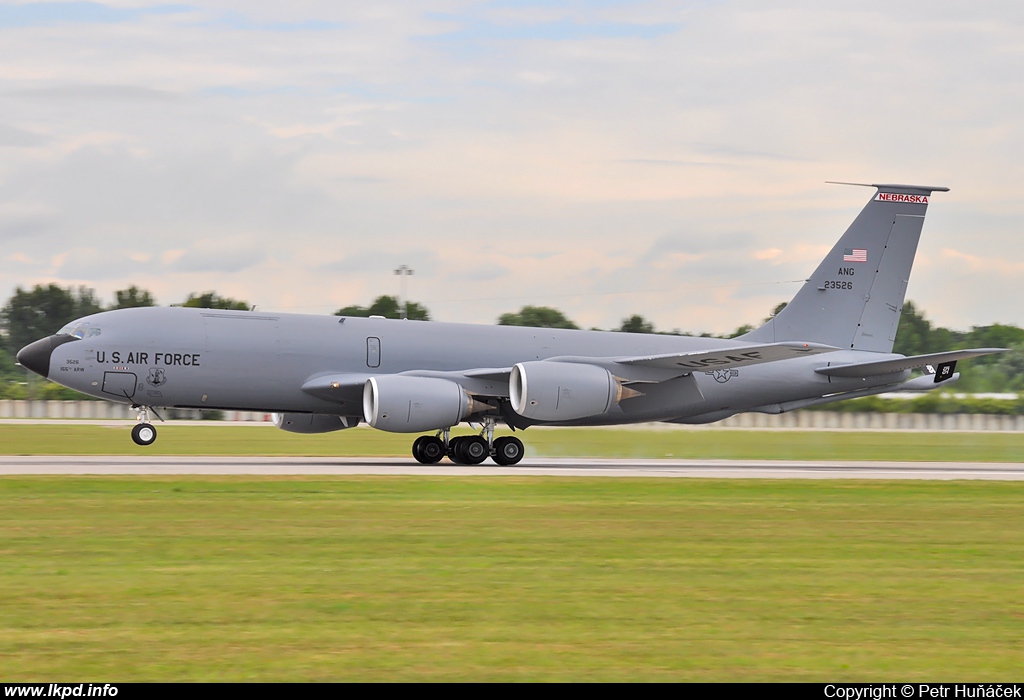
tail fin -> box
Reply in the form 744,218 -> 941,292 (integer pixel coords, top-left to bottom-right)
741,183 -> 948,353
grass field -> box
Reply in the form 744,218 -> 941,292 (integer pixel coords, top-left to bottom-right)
1,423 -> 1023,461
2,426 -> 1021,680
2,477 -> 1023,681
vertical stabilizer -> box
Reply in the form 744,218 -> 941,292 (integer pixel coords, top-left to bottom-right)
742,184 -> 948,353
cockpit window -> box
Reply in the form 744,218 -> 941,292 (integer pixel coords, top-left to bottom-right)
57,322 -> 101,339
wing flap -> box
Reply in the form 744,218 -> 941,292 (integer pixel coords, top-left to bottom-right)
617,341 -> 839,371
815,348 -> 1007,378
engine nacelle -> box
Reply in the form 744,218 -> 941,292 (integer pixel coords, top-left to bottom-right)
273,413 -> 359,434
363,375 -> 489,433
510,361 -> 634,421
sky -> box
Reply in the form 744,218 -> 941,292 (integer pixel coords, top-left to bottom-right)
1,0 -> 1022,335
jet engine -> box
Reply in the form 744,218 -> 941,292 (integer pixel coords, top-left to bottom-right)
510,361 -> 639,421
363,375 -> 491,433
273,413 -> 359,434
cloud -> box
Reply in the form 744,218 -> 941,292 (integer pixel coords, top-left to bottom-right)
201,12 -> 344,33
940,248 -> 1024,275
0,202 -> 56,242
49,246 -> 156,281
639,231 -> 750,264
0,218 -> 52,241
0,2 -> 190,29
163,236 -> 267,274
316,249 -> 441,277
0,1 -> 1021,334
0,123 -> 49,147
424,13 -> 681,43
750,247 -> 780,260
8,85 -> 181,102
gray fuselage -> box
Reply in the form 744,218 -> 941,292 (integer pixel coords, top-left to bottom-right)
30,306 -> 901,426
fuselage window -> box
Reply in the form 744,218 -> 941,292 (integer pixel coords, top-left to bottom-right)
366,337 -> 381,368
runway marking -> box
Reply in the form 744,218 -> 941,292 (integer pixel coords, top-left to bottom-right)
2,456 -> 1023,480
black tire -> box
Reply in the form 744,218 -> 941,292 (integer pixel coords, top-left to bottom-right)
457,435 -> 489,465
492,436 -> 524,465
413,435 -> 445,464
131,423 -> 157,446
447,436 -> 466,464
412,436 -> 428,463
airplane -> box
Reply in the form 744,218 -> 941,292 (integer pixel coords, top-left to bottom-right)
16,183 -> 1006,465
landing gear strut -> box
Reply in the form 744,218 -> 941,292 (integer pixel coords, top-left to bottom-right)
409,417 -> 525,466
130,404 -> 162,446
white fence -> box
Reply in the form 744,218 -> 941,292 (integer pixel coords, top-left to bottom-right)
1,400 -> 1023,431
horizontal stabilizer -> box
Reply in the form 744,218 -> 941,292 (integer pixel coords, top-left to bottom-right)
893,373 -> 960,391
815,348 -> 1007,379
618,342 -> 838,371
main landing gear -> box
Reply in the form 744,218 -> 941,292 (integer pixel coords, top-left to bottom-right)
130,405 -> 162,446
411,417 -> 525,466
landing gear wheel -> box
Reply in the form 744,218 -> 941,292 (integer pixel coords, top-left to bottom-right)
412,435 -> 445,464
492,436 -> 524,465
455,435 -> 489,465
131,423 -> 157,446
448,436 -> 467,465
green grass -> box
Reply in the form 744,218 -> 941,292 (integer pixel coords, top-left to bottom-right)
2,477 -> 1023,681
0,423 -> 1022,461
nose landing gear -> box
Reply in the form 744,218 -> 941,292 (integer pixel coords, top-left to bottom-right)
130,405 -> 162,446
410,418 -> 525,465
131,422 -> 157,446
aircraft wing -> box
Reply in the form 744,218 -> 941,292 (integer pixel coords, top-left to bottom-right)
299,344 -> 842,406
814,348 -> 1007,378
615,341 -> 839,371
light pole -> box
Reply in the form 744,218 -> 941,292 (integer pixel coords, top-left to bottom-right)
394,265 -> 414,319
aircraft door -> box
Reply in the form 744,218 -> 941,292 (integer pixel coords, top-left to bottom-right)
101,371 -> 138,400
366,337 -> 381,368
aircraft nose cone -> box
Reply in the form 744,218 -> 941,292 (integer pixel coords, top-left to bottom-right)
17,335 -> 78,379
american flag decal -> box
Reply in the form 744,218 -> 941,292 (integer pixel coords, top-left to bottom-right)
843,248 -> 867,262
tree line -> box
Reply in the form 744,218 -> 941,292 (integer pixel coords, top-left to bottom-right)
1,284 -> 1022,398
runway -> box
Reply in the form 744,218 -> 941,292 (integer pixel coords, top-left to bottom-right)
2,456 -> 1023,479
